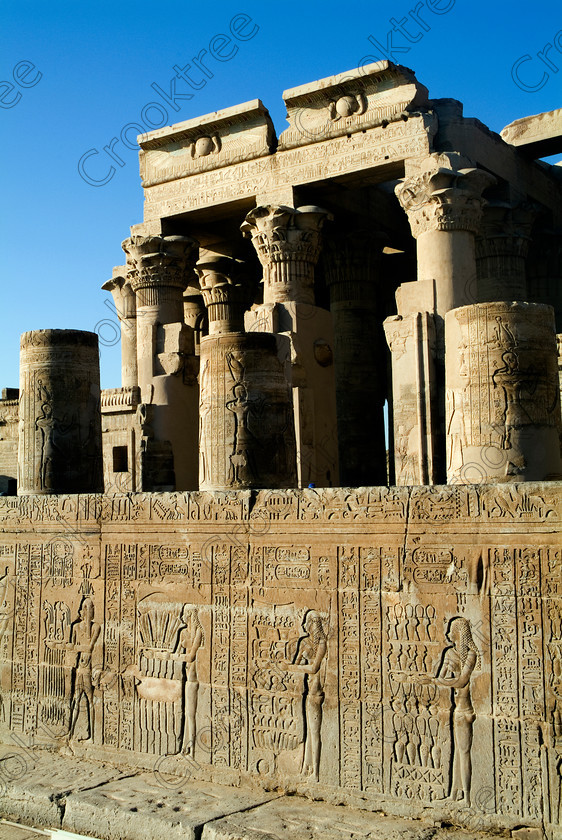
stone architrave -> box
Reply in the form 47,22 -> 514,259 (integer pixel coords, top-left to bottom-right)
199,332 -> 297,491
323,230 -> 388,486
122,234 -> 200,491
396,152 -> 496,316
101,266 -> 138,389
445,301 -> 562,482
242,205 -> 339,488
18,329 -> 103,494
475,202 -> 536,303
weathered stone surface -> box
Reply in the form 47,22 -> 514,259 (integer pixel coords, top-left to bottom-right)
0,392 -> 18,495
445,302 -> 562,482
63,775 -> 275,840
18,330 -> 103,495
199,333 -> 296,490
0,484 -> 560,837
201,797 -> 507,840
139,100 -> 276,187
279,61 -> 428,150
0,822 -> 50,839
501,108 -> 562,158
0,753 -> 124,829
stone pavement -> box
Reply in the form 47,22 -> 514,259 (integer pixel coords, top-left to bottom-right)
0,752 -> 522,840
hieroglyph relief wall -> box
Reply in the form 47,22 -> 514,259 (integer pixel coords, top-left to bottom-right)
0,483 -> 560,834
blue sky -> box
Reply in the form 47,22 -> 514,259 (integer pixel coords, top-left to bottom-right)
1,0 -> 561,389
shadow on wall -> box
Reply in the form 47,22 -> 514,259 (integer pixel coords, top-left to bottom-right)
0,476 -> 17,496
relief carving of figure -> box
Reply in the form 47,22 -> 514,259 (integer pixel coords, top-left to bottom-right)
284,610 -> 328,781
171,604 -> 204,756
36,398 -> 76,490
46,597 -> 100,741
446,390 -> 466,476
226,382 -> 261,485
492,345 -> 538,450
420,616 -> 479,806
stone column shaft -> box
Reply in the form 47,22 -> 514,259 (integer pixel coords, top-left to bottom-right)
102,270 -> 138,389
445,301 -> 562,482
122,233 -> 200,491
199,332 -> 297,490
415,229 -> 476,315
384,312 -> 438,485
242,204 -> 339,488
475,202 -> 535,302
18,329 -> 103,494
393,153 -> 496,484
397,154 -> 496,316
324,231 -> 387,486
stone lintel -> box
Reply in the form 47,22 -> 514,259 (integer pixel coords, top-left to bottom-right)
139,99 -> 276,187
279,61 -> 428,150
142,113 -> 435,222
501,108 -> 562,158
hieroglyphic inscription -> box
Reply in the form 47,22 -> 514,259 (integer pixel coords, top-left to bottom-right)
490,547 -> 521,817
517,548 -> 545,821
103,544 -> 121,748
338,546 -> 361,790
544,548 -> 562,824
361,547 -> 383,792
119,545 -> 136,751
211,543 -> 231,766
230,545 -> 248,770
144,117 -> 432,220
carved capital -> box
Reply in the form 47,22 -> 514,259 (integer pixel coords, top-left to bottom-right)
122,235 -> 199,305
396,153 -> 496,237
323,229 -> 387,303
475,201 -> 537,261
241,204 -> 332,304
102,267 -> 136,320
194,256 -> 249,334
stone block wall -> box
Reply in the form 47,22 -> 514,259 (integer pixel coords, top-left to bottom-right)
0,483 -> 560,836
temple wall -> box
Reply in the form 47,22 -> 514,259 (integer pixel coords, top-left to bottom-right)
0,483 -> 560,836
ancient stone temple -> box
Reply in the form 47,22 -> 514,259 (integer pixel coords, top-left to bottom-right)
0,62 -> 561,840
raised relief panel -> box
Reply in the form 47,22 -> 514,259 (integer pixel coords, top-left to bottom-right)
383,601 -> 483,809
139,100 -> 275,187
446,303 -> 562,482
279,61 -> 429,149
249,602 -> 329,784
0,485 -> 560,832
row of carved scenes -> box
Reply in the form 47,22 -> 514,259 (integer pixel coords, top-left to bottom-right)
0,483 -> 559,526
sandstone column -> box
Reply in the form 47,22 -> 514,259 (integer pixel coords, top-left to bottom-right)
445,301 -> 562,482
323,230 -> 387,486
397,153 -> 496,316
18,329 -> 103,494
123,234 -> 199,491
387,153 -> 495,485
242,205 -> 338,488
102,267 -> 138,389
475,202 -> 535,303
196,255 -> 296,490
